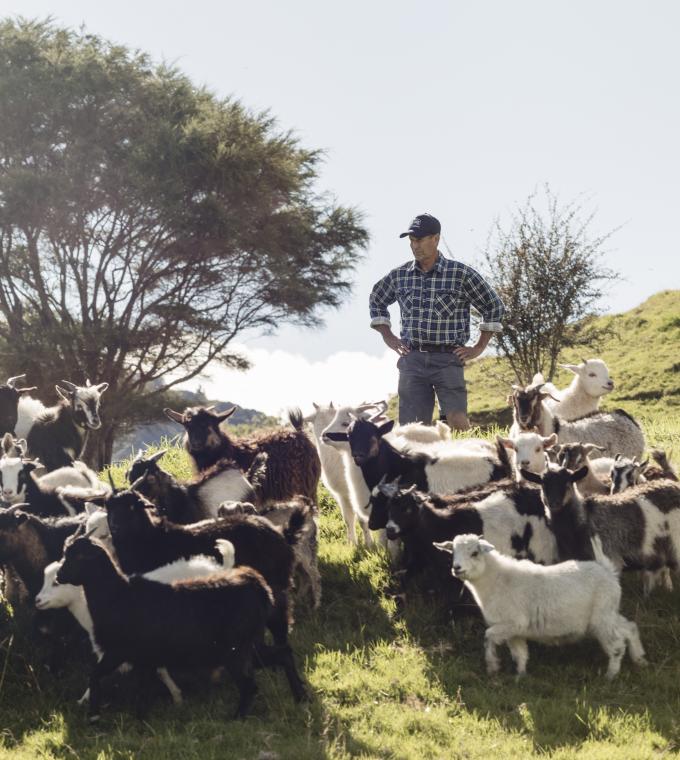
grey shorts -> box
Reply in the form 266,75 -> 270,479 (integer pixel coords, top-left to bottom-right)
397,350 -> 467,424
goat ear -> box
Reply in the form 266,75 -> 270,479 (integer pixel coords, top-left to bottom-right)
615,453 -> 622,461
216,407 -> 236,422
95,383 -> 109,394
583,443 -> 605,455
432,540 -> 454,555
520,468 -> 542,484
505,393 -> 514,405
497,437 -> 515,451
14,511 -> 29,525
377,419 -> 395,436
55,385 -> 70,401
559,363 -> 581,375
571,466 -> 589,482
312,402 -> 319,411
163,408 -> 184,424
543,433 -> 558,449
1,433 -> 13,453
479,538 -> 495,553
329,401 -> 335,410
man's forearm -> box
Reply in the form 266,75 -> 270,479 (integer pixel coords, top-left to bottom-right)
372,323 -> 395,340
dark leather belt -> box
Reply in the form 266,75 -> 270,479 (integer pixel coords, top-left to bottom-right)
411,343 -> 461,353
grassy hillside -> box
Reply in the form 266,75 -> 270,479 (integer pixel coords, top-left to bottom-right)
464,289 -> 680,429
1,415 -> 680,759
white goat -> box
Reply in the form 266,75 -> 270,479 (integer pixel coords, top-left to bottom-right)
509,383 -> 645,460
435,534 -> 646,679
305,402 -> 376,545
533,358 -> 614,420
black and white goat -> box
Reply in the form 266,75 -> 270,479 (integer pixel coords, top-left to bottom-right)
125,449 -> 257,522
22,380 -> 109,471
0,459 -> 107,516
323,417 -> 511,536
56,536 -> 307,720
0,375 -> 37,436
163,405 -> 321,503
522,465 -> 680,595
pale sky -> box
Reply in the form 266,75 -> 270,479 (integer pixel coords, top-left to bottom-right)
3,1 -> 679,415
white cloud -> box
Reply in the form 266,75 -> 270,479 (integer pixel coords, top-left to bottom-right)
190,344 -> 399,418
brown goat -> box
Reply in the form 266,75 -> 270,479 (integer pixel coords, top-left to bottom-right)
163,406 -> 321,503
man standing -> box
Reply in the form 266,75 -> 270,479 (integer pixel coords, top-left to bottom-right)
369,213 -> 504,431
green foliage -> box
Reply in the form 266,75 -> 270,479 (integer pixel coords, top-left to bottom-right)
483,186 -> 619,383
1,413 -> 679,758
0,17 -> 368,466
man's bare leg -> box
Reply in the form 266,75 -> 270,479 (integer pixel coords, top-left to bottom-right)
446,411 -> 470,432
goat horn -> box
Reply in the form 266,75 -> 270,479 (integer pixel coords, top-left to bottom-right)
60,380 -> 78,391
6,374 -> 26,388
130,475 -> 145,491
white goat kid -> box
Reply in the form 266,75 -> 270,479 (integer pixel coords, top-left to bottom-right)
434,534 -> 646,679
498,432 -> 557,482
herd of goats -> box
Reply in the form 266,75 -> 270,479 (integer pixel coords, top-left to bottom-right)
0,358 -> 678,721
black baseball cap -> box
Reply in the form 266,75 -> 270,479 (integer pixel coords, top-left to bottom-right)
399,213 -> 441,239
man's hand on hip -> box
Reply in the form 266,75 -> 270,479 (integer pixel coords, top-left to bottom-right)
384,333 -> 411,356
453,345 -> 484,364
373,324 -> 410,356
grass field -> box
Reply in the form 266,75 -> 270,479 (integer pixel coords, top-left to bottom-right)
1,290 -> 678,759
1,412 -> 679,760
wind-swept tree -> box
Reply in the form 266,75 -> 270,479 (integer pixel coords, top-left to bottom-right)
483,186 -> 618,384
0,19 -> 368,466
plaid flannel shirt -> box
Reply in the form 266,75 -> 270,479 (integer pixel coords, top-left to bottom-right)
369,253 -> 504,346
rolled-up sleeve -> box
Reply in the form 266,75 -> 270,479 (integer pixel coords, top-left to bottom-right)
463,266 -> 504,333
369,271 -> 396,328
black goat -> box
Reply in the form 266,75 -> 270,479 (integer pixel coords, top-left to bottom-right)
104,488 -> 305,645
163,405 -> 321,502
56,536 -> 307,720
0,509 -> 86,597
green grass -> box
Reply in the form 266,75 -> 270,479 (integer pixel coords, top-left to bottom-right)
463,289 -> 680,427
2,412 -> 680,759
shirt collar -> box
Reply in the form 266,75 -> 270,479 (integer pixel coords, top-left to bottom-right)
408,251 -> 445,274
